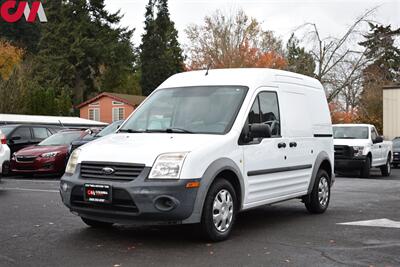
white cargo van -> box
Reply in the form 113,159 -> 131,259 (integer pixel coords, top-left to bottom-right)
60,68 -> 334,241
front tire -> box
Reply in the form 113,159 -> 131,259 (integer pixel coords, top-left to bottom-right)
81,217 -> 114,228
304,169 -> 330,214
380,156 -> 391,177
201,178 -> 237,242
2,161 -> 10,177
360,157 -> 371,178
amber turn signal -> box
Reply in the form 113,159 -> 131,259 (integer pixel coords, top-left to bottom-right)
186,181 -> 200,188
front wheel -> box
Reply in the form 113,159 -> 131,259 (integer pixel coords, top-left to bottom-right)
380,156 -> 391,177
201,178 -> 237,242
303,169 -> 330,214
81,217 -> 114,228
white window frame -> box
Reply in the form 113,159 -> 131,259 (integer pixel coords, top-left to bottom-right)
112,107 -> 125,122
88,108 -> 100,121
112,101 -> 124,106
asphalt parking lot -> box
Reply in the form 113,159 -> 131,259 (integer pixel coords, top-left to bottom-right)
0,169 -> 399,267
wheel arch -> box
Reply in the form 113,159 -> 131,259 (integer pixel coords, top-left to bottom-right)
308,151 -> 334,194
182,158 -> 244,224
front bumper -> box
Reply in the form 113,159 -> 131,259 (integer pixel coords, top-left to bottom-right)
393,153 -> 400,164
60,164 -> 200,225
335,157 -> 366,171
10,156 -> 65,174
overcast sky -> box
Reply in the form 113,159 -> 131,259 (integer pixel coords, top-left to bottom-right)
105,0 -> 400,47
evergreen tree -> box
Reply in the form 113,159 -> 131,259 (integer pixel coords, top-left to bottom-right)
358,23 -> 400,132
140,0 -> 184,96
359,23 -> 400,82
286,34 -> 316,77
34,0 -> 137,107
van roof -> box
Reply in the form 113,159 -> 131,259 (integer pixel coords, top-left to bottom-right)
158,68 -> 323,91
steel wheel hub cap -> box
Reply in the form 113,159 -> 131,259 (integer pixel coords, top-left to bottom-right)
318,177 -> 329,207
213,189 -> 234,232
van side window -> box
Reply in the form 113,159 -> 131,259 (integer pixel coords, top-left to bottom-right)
259,92 -> 280,137
248,97 -> 261,124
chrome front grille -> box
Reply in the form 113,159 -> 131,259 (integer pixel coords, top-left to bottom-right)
80,161 -> 145,181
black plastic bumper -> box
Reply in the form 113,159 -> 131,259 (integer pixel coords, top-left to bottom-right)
393,153 -> 400,164
60,164 -> 200,225
335,157 -> 366,171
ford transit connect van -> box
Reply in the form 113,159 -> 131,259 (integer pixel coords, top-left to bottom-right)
60,68 -> 334,241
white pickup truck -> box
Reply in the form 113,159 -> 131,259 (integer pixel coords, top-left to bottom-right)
333,124 -> 393,178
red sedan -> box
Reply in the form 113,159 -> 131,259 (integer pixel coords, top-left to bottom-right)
11,130 -> 88,176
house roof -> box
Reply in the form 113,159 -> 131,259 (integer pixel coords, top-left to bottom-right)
76,92 -> 146,109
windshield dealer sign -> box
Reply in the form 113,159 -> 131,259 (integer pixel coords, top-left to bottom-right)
1,1 -> 47,23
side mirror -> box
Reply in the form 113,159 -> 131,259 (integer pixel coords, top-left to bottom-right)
373,136 -> 383,144
250,123 -> 272,139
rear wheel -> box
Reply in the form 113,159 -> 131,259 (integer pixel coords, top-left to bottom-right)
201,178 -> 237,242
360,157 -> 371,178
304,169 -> 330,214
380,156 -> 391,177
81,217 -> 114,228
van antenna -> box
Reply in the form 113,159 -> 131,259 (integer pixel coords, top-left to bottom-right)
58,120 -> 65,128
205,64 -> 211,76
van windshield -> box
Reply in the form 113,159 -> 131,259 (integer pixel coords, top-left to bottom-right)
333,126 -> 369,139
119,86 -> 248,134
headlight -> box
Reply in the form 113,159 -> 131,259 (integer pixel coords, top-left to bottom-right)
353,146 -> 364,157
149,152 -> 189,179
65,149 -> 81,174
41,152 -> 58,158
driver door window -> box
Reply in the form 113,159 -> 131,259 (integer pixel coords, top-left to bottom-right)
259,92 -> 280,137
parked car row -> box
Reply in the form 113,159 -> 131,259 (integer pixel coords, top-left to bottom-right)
0,121 -> 123,178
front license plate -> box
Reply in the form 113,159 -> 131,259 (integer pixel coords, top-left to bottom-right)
84,184 -> 111,203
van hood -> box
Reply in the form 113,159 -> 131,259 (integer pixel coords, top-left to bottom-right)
78,133 -> 225,166
333,138 -> 369,147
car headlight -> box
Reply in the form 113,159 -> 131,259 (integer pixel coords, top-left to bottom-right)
353,146 -> 364,157
41,152 -> 58,158
149,152 -> 189,179
65,149 -> 81,175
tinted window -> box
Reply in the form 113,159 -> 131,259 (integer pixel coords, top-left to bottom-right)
12,127 -> 31,140
259,92 -> 280,136
33,127 -> 50,139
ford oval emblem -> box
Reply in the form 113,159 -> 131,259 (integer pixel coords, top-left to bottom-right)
102,167 -> 115,175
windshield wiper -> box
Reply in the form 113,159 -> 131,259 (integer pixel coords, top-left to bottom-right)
118,129 -> 144,133
144,128 -> 194,134
166,128 -> 194,133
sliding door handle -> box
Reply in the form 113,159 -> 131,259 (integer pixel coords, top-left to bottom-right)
277,142 -> 286,149
289,142 -> 297,148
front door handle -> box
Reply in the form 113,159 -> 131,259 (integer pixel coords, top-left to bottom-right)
289,142 -> 297,148
277,142 -> 286,149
